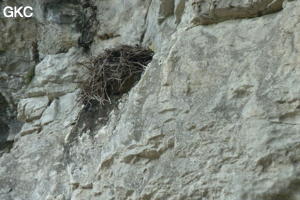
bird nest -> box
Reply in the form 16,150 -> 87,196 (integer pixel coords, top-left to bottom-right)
79,45 -> 154,105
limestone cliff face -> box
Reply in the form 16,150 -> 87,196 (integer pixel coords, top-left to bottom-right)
1,0 -> 300,200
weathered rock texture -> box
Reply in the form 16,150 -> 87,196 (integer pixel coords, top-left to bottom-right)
191,0 -> 286,25
1,0 -> 300,200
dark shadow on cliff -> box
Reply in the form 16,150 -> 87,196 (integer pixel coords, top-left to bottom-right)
0,93 -> 21,156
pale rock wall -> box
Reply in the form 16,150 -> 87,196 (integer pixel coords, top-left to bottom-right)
1,0 -> 300,200
191,0 -> 286,25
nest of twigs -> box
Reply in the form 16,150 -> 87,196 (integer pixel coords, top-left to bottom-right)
79,45 -> 154,105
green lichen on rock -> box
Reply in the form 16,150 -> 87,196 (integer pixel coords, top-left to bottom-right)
25,65 -> 35,85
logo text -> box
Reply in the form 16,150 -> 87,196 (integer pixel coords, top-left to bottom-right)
3,6 -> 33,18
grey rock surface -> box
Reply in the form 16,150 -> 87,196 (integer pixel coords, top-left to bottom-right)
191,0 -> 286,25
1,0 -> 300,200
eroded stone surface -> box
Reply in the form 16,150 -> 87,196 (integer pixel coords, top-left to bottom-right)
191,0 -> 285,25
17,96 -> 49,122
26,48 -> 87,98
0,0 -> 300,200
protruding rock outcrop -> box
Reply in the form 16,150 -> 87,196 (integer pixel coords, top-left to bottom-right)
191,0 -> 286,25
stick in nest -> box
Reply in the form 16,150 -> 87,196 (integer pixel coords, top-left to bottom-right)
79,45 -> 154,106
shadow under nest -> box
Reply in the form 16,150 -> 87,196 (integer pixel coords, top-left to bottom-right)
79,45 -> 154,108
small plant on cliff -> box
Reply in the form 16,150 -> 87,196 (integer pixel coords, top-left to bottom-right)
79,45 -> 154,105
